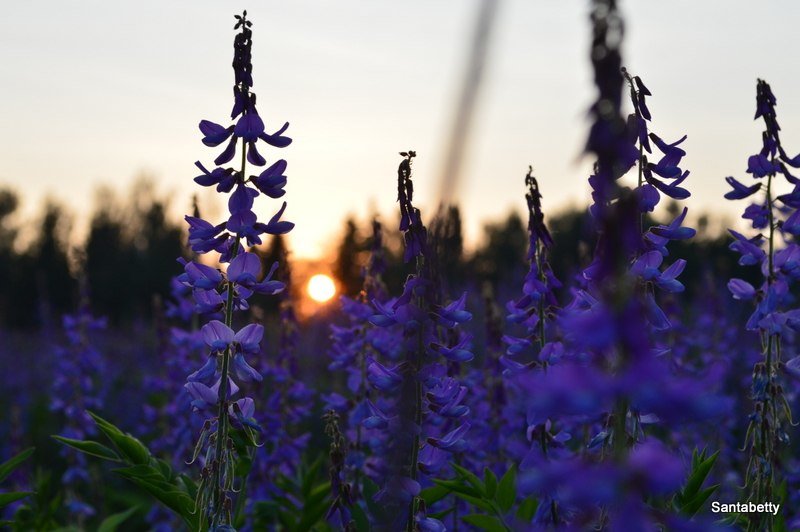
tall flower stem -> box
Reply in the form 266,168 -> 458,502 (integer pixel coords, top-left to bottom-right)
406,254 -> 426,532
211,139 -> 247,522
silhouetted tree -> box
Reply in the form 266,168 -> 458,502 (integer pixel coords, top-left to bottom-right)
131,199 -> 183,306
0,189 -> 23,326
430,205 -> 465,296
31,202 -> 76,323
470,211 -> 527,288
335,217 -> 363,297
86,192 -> 132,323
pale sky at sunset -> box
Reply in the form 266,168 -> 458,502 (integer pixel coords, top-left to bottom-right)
2,1 -> 800,258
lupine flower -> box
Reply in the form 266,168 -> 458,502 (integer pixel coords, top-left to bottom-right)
51,294 -> 107,519
364,152 -> 470,529
510,2 -> 729,528
182,11 -> 292,530
502,166 -> 561,373
724,79 -> 800,531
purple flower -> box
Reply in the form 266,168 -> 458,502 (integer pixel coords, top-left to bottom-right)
728,279 -> 756,300
725,176 -> 762,200
181,12 -> 294,529
253,159 -> 288,198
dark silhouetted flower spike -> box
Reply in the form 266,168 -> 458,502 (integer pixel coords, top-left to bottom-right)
181,12 -> 293,530
365,152 -> 469,531
502,166 -> 561,374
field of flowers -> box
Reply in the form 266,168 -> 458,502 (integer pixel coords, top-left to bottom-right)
3,1 -> 800,531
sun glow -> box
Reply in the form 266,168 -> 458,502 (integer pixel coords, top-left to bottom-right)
307,274 -> 336,303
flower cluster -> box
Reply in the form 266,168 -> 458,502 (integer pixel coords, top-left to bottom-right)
51,296 -> 107,518
325,219 -> 392,496
180,11 -> 293,530
502,166 -> 561,373
724,78 -> 800,530
365,152 -> 472,530
512,2 -> 728,528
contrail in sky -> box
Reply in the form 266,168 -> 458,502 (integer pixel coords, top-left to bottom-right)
437,0 -> 501,207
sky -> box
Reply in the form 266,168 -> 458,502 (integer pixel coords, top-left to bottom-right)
2,0 -> 800,259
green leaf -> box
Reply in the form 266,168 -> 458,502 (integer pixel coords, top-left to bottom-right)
516,498 -> 538,522
351,501 -> 370,532
154,459 -> 172,480
0,491 -> 33,508
462,513 -> 508,532
496,465 -> 517,513
113,465 -> 197,529
89,412 -> 150,466
98,506 -> 139,532
448,492 -> 494,513
680,484 -> 719,516
429,506 -> 455,520
432,478 -> 482,498
178,473 -> 198,501
484,468 -> 498,499
421,484 -> 450,506
683,450 -> 719,498
302,455 -> 324,498
451,463 -> 486,496
52,436 -> 120,462
0,448 -> 34,483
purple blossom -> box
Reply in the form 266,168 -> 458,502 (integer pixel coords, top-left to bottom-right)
181,11 -> 293,530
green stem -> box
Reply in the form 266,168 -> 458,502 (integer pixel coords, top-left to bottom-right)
210,137 -> 247,525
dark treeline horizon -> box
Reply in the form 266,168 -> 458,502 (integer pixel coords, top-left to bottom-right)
0,182 -> 755,330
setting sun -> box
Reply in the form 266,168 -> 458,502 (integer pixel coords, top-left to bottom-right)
307,274 -> 336,303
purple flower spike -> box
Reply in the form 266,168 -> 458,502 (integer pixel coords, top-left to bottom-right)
182,13 -> 296,528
